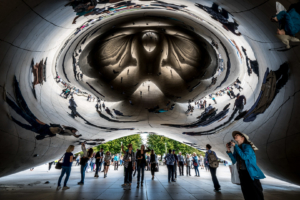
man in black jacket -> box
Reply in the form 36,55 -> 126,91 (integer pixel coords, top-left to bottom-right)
94,148 -> 104,177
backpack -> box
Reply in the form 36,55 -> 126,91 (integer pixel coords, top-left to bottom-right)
207,151 -> 219,168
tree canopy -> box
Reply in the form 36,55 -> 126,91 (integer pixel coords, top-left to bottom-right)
94,134 -> 143,155
75,134 -> 204,158
146,134 -> 204,159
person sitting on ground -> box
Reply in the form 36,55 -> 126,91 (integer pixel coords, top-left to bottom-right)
60,88 -> 70,97
271,4 -> 300,48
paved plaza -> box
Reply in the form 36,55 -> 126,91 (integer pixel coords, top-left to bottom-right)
0,164 -> 299,200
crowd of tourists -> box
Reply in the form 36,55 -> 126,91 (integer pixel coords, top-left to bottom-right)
56,130 -> 265,200
186,78 -> 244,116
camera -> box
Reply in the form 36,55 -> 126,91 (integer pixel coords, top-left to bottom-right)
227,140 -> 235,148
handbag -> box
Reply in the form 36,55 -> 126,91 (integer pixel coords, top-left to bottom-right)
229,164 -> 240,185
154,165 -> 159,172
55,154 -> 65,170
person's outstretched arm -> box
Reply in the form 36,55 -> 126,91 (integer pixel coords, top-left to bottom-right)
81,143 -> 87,157
121,145 -> 126,154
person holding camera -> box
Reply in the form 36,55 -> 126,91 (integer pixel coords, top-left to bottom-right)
226,131 -> 265,200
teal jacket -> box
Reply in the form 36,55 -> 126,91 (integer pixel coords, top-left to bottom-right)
276,8 -> 300,36
227,144 -> 266,180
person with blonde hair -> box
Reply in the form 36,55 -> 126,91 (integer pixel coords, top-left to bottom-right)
192,152 -> 200,177
104,151 -> 112,178
57,145 -> 74,190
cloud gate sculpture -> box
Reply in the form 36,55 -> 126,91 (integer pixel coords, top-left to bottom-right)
0,0 -> 300,186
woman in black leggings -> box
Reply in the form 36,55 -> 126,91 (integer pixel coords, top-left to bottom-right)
150,150 -> 158,180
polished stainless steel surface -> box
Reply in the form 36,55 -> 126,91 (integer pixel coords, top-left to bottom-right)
0,0 -> 299,185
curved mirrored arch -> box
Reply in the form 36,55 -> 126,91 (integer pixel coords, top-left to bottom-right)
0,0 -> 299,185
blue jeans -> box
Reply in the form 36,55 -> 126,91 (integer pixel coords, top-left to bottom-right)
99,161 -> 103,172
90,162 -> 94,171
58,166 -> 71,187
167,165 -> 174,181
125,163 -> 133,183
194,166 -> 200,176
209,167 -> 220,190
173,162 -> 177,179
137,162 -> 145,183
95,162 -> 102,175
80,163 -> 88,183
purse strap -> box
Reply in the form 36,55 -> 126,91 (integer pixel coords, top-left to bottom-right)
59,153 -> 65,162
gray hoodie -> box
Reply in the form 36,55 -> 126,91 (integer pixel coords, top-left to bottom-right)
185,157 -> 192,167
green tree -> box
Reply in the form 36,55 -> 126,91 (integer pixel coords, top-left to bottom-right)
96,134 -> 143,155
147,134 -> 204,160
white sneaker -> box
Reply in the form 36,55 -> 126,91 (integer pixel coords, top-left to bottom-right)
121,184 -> 127,188
62,186 -> 70,190
123,185 -> 131,190
56,186 -> 61,190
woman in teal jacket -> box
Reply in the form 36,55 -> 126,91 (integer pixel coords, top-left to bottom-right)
226,131 -> 265,200
275,8 -> 300,36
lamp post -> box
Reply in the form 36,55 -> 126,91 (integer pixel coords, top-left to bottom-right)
165,142 -> 167,153
120,141 -> 123,154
